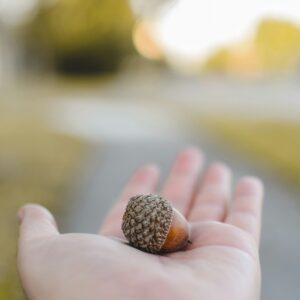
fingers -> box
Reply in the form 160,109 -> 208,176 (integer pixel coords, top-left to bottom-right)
188,163 -> 231,222
18,204 -> 59,243
226,177 -> 264,243
100,164 -> 159,237
161,148 -> 204,216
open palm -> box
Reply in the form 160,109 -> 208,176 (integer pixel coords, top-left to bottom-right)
18,148 -> 263,300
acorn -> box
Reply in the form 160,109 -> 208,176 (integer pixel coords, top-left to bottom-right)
122,194 -> 190,254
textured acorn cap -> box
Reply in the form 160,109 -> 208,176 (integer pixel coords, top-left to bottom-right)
122,194 -> 174,253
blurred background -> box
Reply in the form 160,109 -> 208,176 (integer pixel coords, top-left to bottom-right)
1,0 -> 300,299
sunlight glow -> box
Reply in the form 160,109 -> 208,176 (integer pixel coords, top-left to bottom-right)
155,0 -> 300,62
132,20 -> 163,60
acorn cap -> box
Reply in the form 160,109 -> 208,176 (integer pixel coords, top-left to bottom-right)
122,194 -> 174,253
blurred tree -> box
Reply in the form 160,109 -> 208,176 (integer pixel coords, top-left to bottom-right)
202,46 -> 262,77
203,18 -> 300,75
256,19 -> 300,72
202,48 -> 230,72
22,0 -> 134,74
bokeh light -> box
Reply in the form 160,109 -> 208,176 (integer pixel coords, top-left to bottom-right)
132,20 -> 163,60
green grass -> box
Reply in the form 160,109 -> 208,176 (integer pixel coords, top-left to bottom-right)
0,116 -> 87,299
201,118 -> 300,184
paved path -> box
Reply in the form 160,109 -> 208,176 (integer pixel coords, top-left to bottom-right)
63,133 -> 300,300
99,68 -> 300,120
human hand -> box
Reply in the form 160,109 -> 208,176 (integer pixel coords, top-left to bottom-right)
17,148 -> 263,300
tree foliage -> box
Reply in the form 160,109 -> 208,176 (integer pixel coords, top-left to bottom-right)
203,18 -> 300,74
202,48 -> 230,72
256,19 -> 300,71
23,0 -> 134,74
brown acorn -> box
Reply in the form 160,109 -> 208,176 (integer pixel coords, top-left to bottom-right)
122,194 -> 190,254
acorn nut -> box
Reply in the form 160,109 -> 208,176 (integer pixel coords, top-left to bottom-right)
122,194 -> 190,254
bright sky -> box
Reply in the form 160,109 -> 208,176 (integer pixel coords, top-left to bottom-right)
155,0 -> 300,61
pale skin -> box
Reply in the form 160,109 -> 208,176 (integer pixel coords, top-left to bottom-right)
17,148 -> 264,300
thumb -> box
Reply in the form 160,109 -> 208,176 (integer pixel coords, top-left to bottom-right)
18,204 -> 59,242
